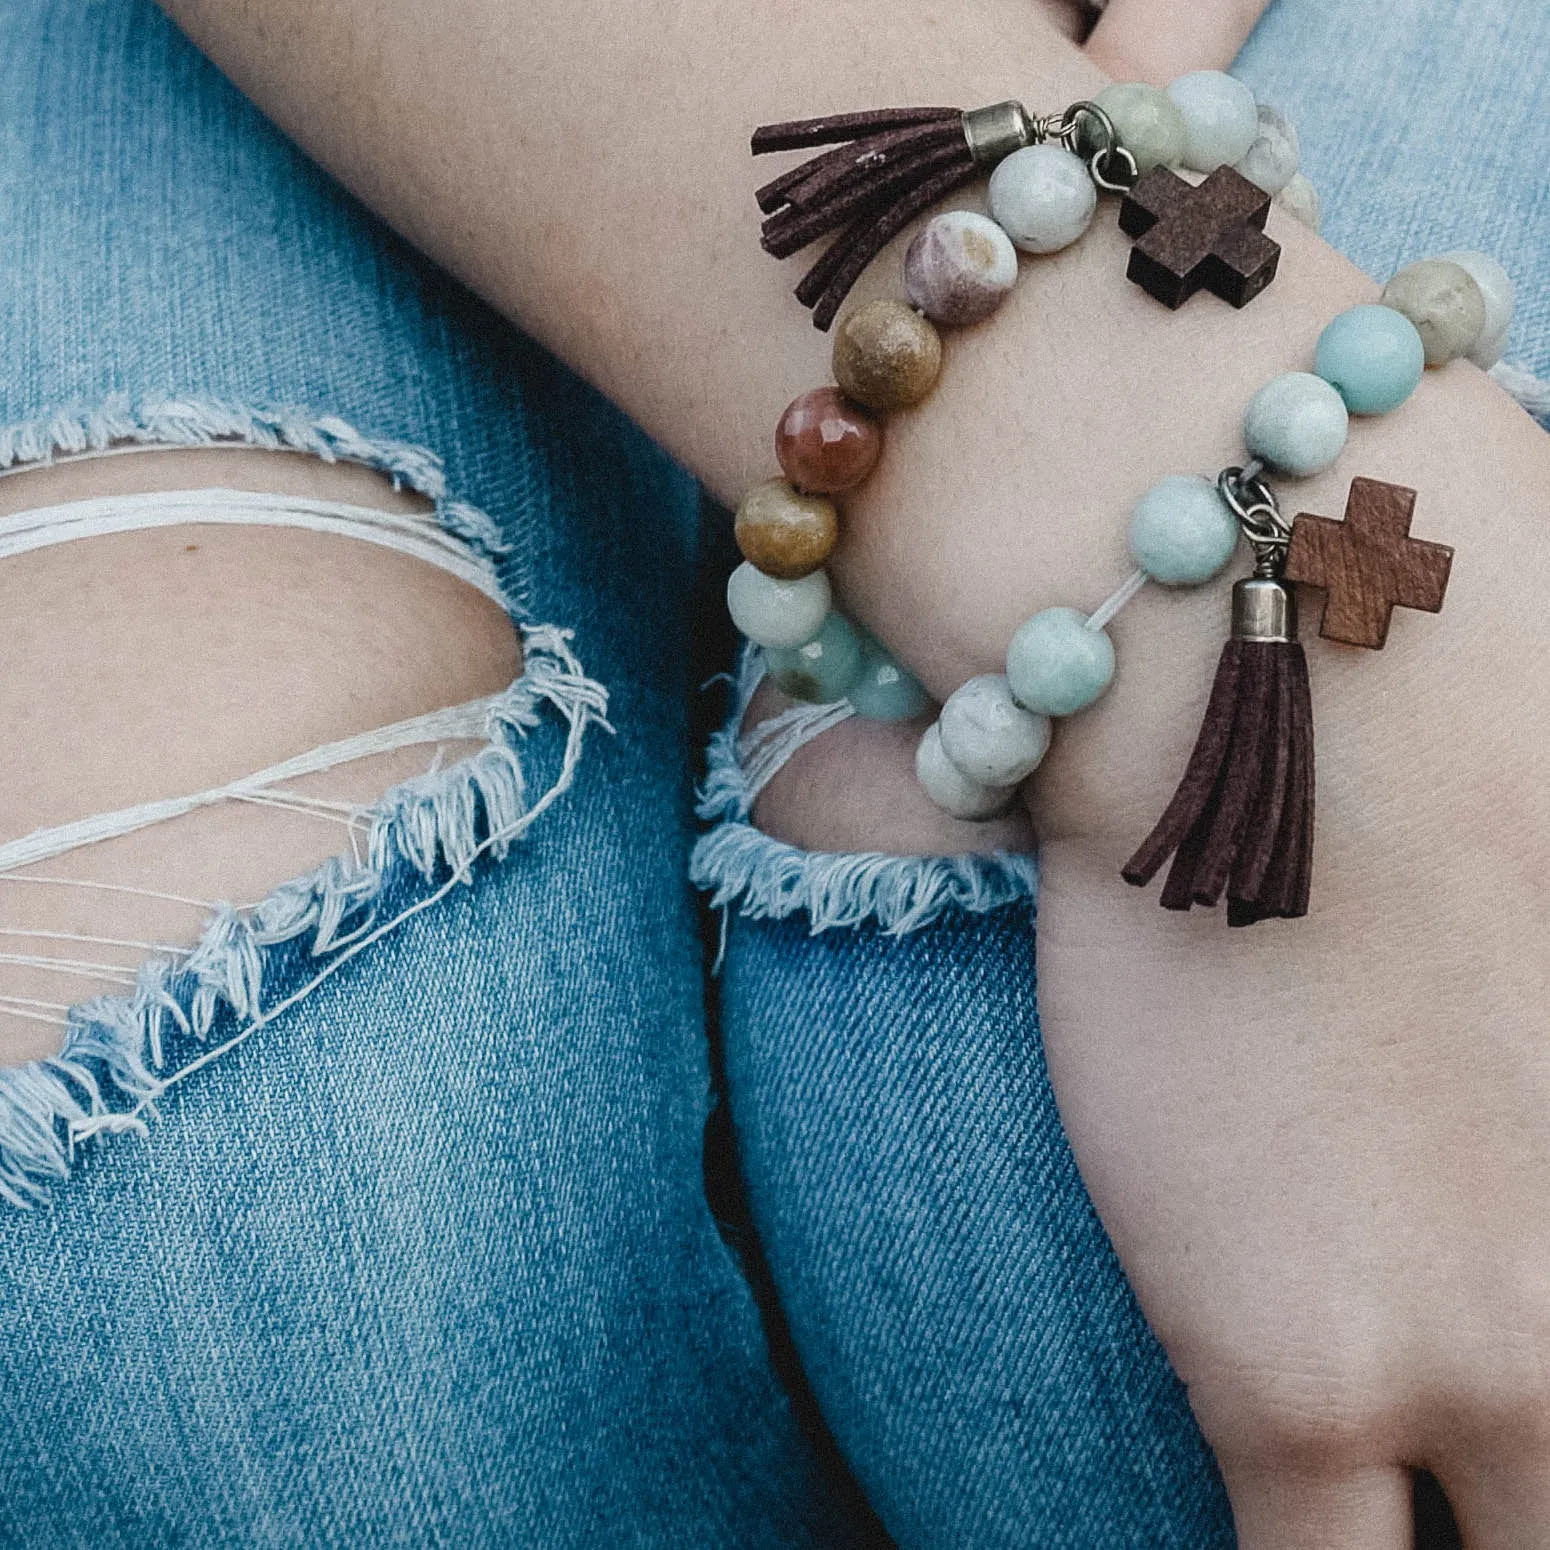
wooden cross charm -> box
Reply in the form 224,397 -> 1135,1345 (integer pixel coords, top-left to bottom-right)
1118,165 -> 1281,309
1284,478 -> 1454,649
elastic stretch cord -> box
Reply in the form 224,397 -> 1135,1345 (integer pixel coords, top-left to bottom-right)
0,486 -> 506,607
0,692 -> 511,877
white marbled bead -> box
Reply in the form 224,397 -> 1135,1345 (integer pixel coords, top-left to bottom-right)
1166,71 -> 1259,172
904,211 -> 1019,327
1274,172 -> 1321,233
1242,372 -> 1349,476
1233,104 -> 1300,195
1380,259 -> 1487,367
915,722 -> 1016,820
1092,82 -> 1188,174
725,561 -> 830,649
938,673 -> 1052,787
988,145 -> 1097,255
1436,249 -> 1514,368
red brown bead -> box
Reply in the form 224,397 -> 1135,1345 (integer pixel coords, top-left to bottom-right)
774,387 -> 883,494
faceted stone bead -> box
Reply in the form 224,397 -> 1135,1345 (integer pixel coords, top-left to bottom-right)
938,673 -> 1051,787
832,300 -> 943,412
1090,83 -> 1188,174
1242,371 -> 1349,476
915,721 -> 1015,820
774,388 -> 882,494
847,633 -> 931,721
734,479 -> 838,579
726,560 -> 830,649
1005,607 -> 1115,717
1234,104 -> 1300,195
904,211 -> 1019,327
1315,305 -> 1426,415
1166,71 -> 1258,172
1438,249 -> 1514,368
1380,260 -> 1487,367
1274,172 -> 1321,233
988,144 -> 1097,255
1130,475 -> 1239,585
765,611 -> 863,703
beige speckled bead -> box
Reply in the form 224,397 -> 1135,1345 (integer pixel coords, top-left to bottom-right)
832,300 -> 943,412
1274,172 -> 1321,233
1380,259 -> 1487,367
734,479 -> 838,580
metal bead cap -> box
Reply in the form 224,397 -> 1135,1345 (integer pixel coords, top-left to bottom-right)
1232,577 -> 1298,643
962,101 -> 1036,168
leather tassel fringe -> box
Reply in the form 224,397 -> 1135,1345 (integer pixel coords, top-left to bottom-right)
753,107 -> 979,330
1123,579 -> 1315,926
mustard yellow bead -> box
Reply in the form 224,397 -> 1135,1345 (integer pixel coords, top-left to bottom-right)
734,479 -> 838,580
831,300 -> 943,412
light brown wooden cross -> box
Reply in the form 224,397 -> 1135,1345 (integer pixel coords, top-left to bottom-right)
1284,478 -> 1453,650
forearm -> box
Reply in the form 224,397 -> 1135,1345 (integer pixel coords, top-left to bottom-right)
158,0 -> 1548,881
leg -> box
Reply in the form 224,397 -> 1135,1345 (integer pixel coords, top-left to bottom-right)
0,3 -> 854,1543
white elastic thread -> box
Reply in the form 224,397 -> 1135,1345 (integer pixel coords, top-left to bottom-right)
0,690 -> 510,877
736,695 -> 858,806
0,479 -> 511,1026
0,486 -> 505,607
1086,566 -> 1150,632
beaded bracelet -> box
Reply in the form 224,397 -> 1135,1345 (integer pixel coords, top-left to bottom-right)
731,73 -> 1515,925
730,71 -> 1317,704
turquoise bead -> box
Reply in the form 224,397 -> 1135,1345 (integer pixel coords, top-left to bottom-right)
1314,304 -> 1425,415
764,611 -> 863,703
1130,475 -> 1239,586
1242,371 -> 1348,476
847,634 -> 930,721
1005,607 -> 1115,716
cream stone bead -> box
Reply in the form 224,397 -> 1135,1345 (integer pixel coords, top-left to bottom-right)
1234,104 -> 1300,195
1274,172 -> 1321,233
725,561 -> 830,649
938,673 -> 1051,787
915,722 -> 1015,820
1166,71 -> 1259,172
1437,249 -> 1515,368
1380,259 -> 1488,367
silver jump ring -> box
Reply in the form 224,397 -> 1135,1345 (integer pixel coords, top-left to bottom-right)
1057,102 -> 1138,192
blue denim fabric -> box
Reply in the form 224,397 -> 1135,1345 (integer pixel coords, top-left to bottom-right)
0,2 -> 856,1544
703,1 -> 1550,1545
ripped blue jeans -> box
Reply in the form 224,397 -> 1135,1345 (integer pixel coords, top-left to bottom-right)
0,0 -> 1545,1548
0,3 -> 857,1545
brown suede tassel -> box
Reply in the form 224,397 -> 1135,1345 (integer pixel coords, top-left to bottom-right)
1122,617 -> 1315,926
752,108 -> 979,330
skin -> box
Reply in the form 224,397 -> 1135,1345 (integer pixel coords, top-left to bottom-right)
0,450 -> 518,1062
148,1 -> 1550,1544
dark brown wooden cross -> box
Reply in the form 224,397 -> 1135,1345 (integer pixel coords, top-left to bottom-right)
1118,165 -> 1281,309
1284,478 -> 1454,650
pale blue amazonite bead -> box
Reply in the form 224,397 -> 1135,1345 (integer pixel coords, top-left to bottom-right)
1129,475 -> 1239,586
764,611 -> 863,703
1005,607 -> 1115,717
1314,304 -> 1425,414
847,634 -> 930,721
1242,371 -> 1349,476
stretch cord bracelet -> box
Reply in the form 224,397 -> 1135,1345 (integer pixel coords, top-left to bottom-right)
730,72 -> 1318,719
730,75 -> 1532,925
